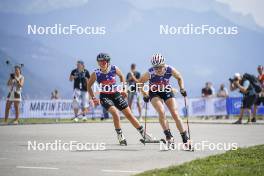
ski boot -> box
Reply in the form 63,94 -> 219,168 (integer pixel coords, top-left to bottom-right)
163,129 -> 175,149
116,129 -> 127,146
181,131 -> 193,151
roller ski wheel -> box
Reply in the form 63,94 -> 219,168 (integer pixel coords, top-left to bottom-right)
119,139 -> 127,146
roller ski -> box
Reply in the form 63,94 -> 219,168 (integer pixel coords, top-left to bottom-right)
139,138 -> 160,144
138,127 -> 159,144
139,133 -> 160,144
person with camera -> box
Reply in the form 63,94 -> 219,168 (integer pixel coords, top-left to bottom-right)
69,60 -> 90,122
252,65 -> 264,122
230,73 -> 257,124
4,65 -> 24,124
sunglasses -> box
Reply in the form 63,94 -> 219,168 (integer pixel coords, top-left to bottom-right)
98,60 -> 107,65
154,66 -> 164,70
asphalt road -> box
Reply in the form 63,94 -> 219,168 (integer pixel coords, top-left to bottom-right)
0,122 -> 264,176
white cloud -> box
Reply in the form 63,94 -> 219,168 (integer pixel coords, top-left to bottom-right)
0,0 -> 89,14
125,0 -> 214,12
0,0 -> 263,31
124,0 -> 264,30
216,0 -> 264,28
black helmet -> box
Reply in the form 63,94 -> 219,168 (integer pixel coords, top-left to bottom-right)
96,53 -> 111,62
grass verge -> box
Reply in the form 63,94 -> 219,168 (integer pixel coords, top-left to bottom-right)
135,145 -> 264,176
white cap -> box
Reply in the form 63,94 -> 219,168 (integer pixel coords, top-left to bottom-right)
234,73 -> 241,78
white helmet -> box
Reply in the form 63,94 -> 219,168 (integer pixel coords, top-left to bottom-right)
151,53 -> 165,67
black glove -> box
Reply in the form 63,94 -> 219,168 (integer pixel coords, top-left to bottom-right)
180,89 -> 187,97
143,96 -> 150,103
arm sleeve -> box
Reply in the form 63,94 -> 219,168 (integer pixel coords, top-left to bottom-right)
70,70 -> 75,76
243,80 -> 250,89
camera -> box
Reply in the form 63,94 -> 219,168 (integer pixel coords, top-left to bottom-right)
77,72 -> 85,79
229,77 -> 238,84
10,73 -> 15,79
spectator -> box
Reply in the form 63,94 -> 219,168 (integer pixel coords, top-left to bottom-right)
217,84 -> 229,97
230,73 -> 257,124
126,64 -> 142,121
69,60 -> 90,122
4,65 -> 24,124
202,82 -> 213,97
201,82 -> 214,119
51,89 -> 60,100
217,84 -> 229,119
252,65 -> 264,122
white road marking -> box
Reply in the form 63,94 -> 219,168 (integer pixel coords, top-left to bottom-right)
101,169 -> 141,173
16,166 -> 59,170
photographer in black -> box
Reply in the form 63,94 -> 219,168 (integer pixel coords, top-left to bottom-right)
230,73 -> 257,124
69,60 -> 90,122
4,65 -> 24,124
